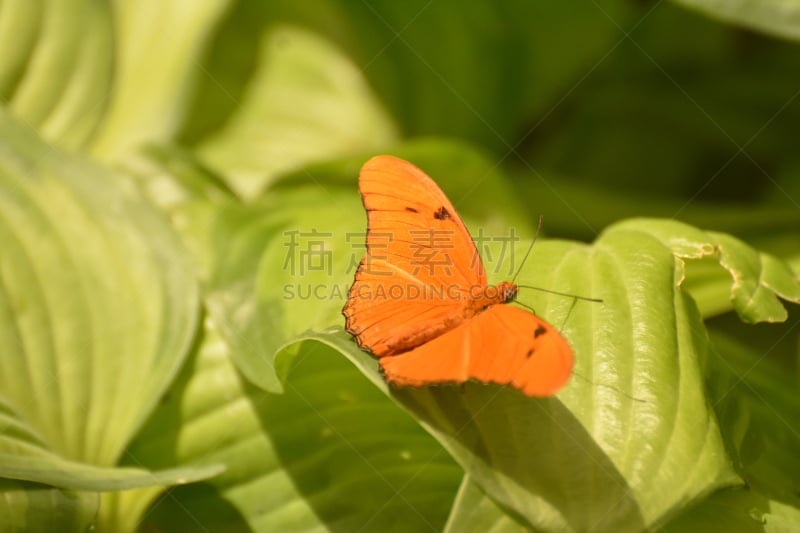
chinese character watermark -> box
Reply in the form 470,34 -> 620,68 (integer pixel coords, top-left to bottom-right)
283,229 -> 333,275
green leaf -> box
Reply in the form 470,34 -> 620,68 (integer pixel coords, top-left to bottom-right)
204,188 -> 359,393
443,477 -> 530,533
127,317 -> 461,531
705,326 -> 800,509
119,143 -> 239,212
608,219 -> 800,322
0,0 -> 232,159
672,0 -> 800,42
0,0 -> 113,150
0,110 -> 199,472
186,24 -> 398,198
320,230 -> 740,530
0,392 -> 221,493
0,453 -> 221,493
0,479 -> 98,533
661,487 -> 800,532
89,0 -> 231,160
117,144 -> 243,287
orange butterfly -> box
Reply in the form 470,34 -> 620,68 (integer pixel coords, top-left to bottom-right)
342,155 -> 572,396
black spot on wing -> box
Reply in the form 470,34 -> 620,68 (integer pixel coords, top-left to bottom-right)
405,206 -> 418,213
526,348 -> 535,358
433,206 -> 451,220
533,325 -> 547,339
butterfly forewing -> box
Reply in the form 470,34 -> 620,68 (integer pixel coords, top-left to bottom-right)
344,155 -> 486,355
359,156 -> 486,288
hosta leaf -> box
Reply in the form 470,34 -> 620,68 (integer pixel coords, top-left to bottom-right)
89,0 -> 231,159
0,0 -> 113,149
661,487 -> 800,532
188,23 -> 398,198
705,326 -> 800,509
443,477 -> 532,533
125,317 -> 461,531
0,453 -> 221,493
672,0 -> 800,42
120,143 -> 238,212
320,230 -> 743,530
0,0 -> 231,158
609,219 -> 800,323
204,188 -> 360,393
0,479 -> 98,533
0,110 -> 199,469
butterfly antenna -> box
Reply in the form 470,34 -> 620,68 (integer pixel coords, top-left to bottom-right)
513,215 -> 603,304
512,215 -> 544,284
516,285 -> 603,303
514,300 -> 537,314
558,295 -> 640,401
570,372 -> 647,403
559,296 -> 579,331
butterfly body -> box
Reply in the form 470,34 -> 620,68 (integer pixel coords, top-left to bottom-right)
343,156 -> 573,397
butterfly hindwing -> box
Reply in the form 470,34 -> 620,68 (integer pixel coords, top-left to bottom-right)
379,305 -> 573,397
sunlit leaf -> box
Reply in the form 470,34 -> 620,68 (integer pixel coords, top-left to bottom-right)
306,227 -> 744,530
0,0 -> 113,149
126,317 -> 461,531
672,0 -> 800,42
0,480 -> 98,533
0,110 -> 203,490
187,23 -> 398,198
90,0 -> 231,159
609,219 -> 800,322
444,477 -> 530,533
